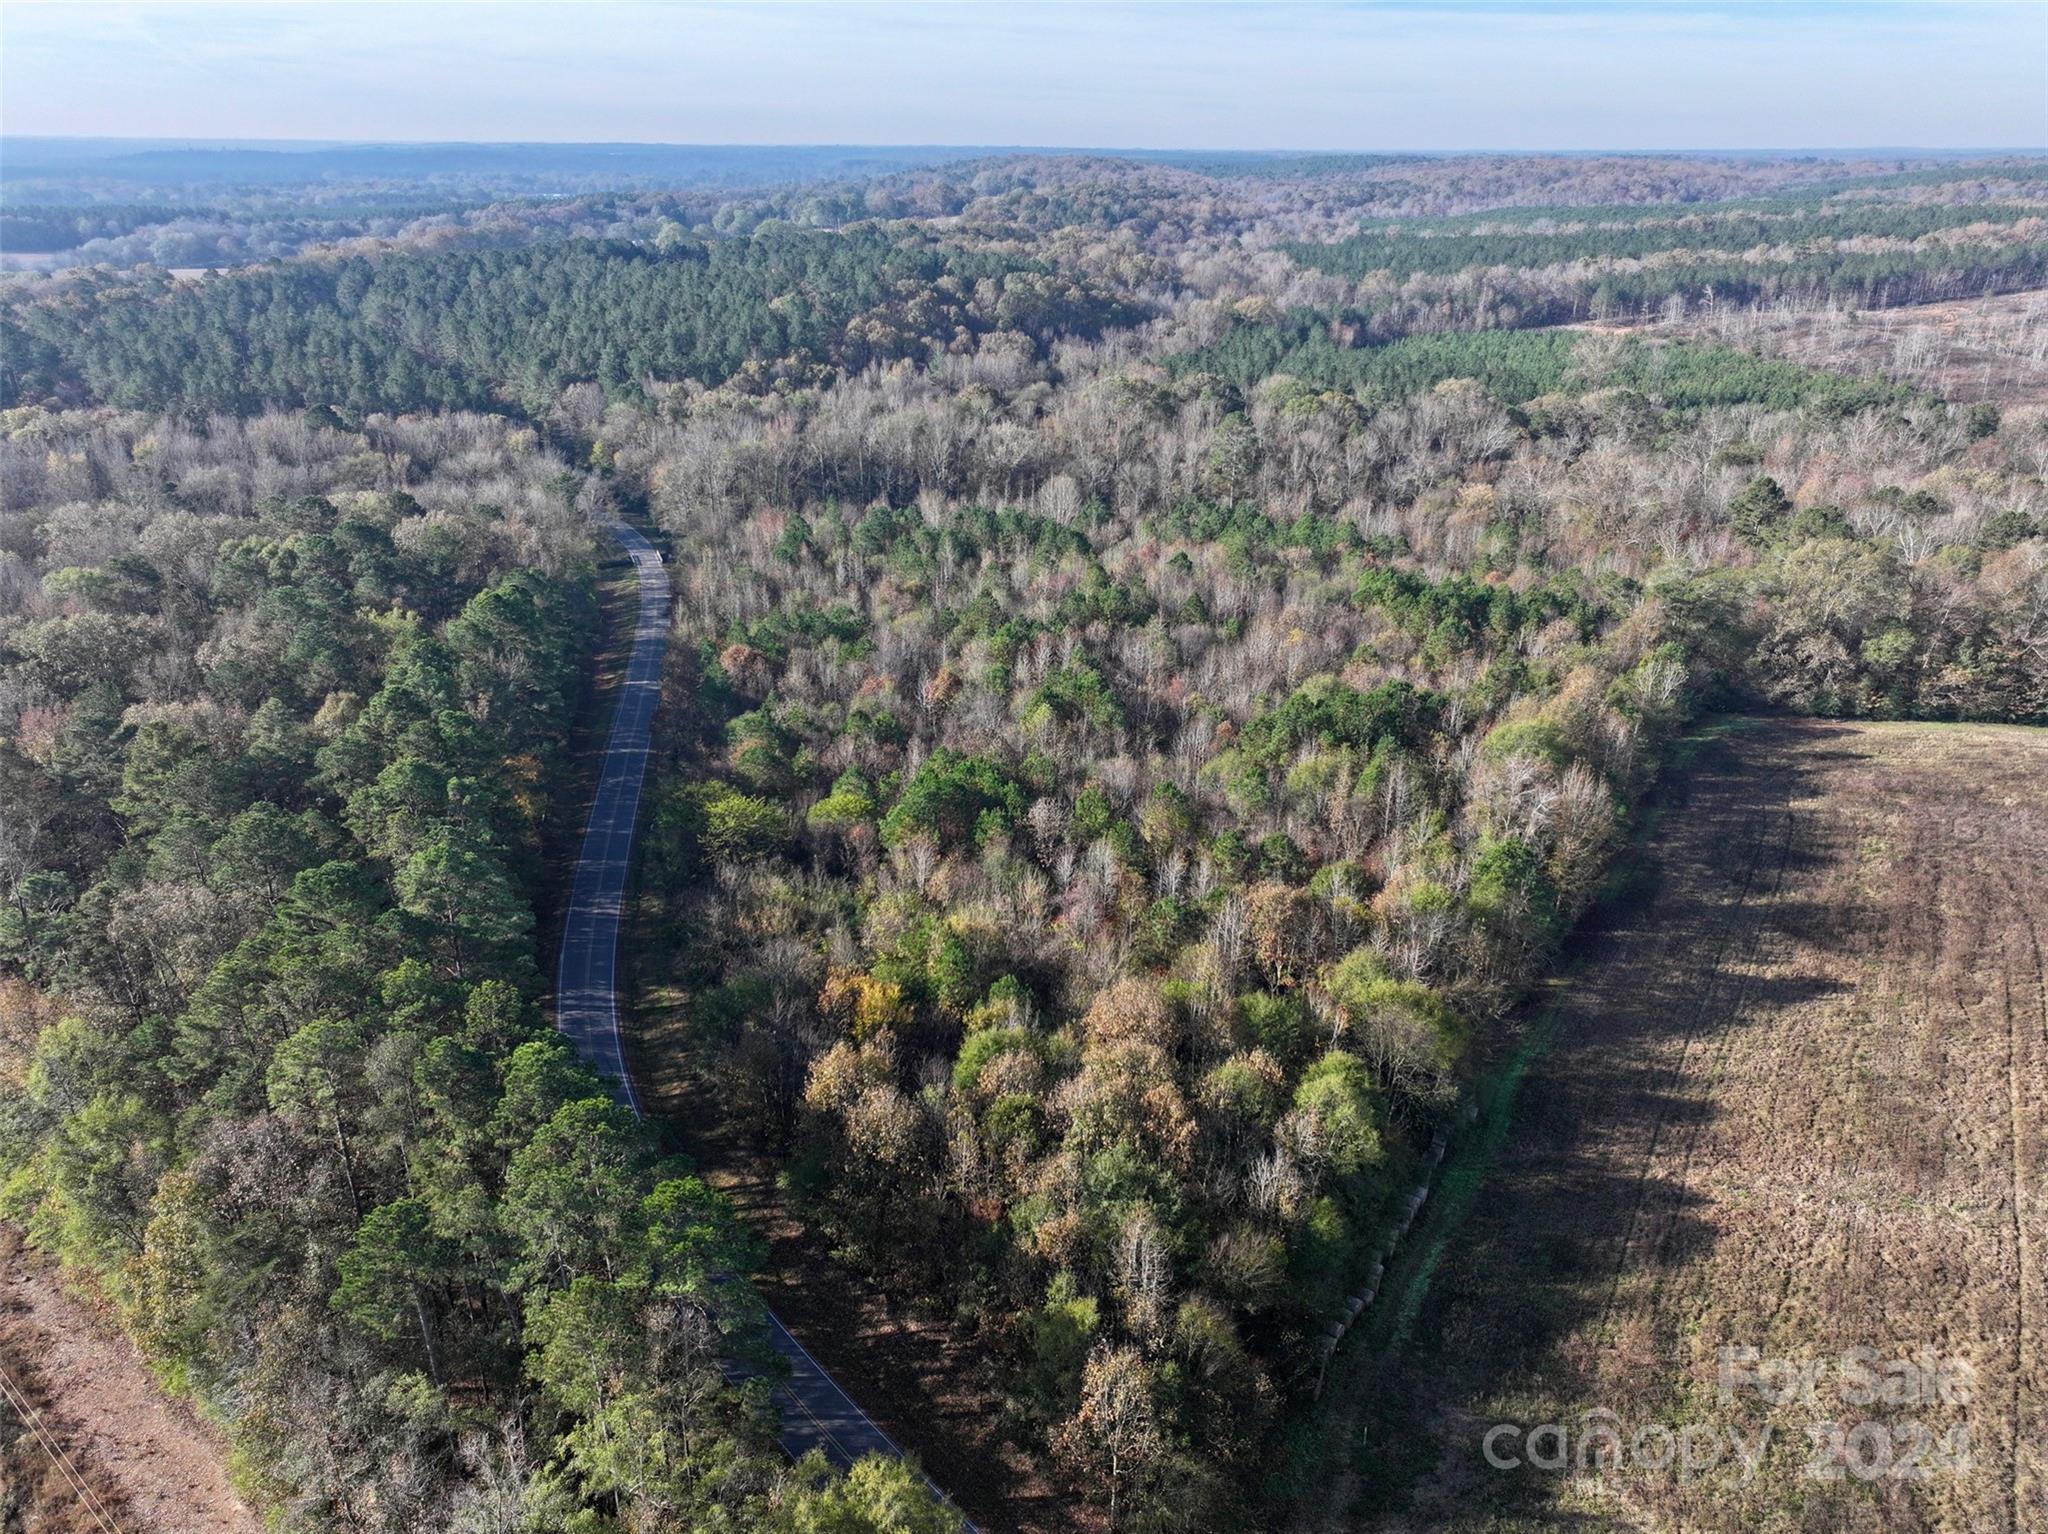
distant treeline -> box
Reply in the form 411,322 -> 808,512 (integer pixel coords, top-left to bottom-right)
1173,319 -> 1914,415
1808,158 -> 2048,194
1285,201 -> 2045,280
0,140 -> 987,192
1129,150 -> 1425,178
2,225 -> 1135,414
1,203 -> 224,252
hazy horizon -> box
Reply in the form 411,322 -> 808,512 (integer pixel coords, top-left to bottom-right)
7,134 -> 2042,155
3,2 -> 2042,153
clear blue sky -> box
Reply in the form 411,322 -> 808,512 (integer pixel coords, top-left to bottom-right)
2,1 -> 2042,151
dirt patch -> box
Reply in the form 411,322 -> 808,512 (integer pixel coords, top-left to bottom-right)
1306,718 -> 2047,1533
1,1318 -> 134,1532
0,1229 -> 259,1534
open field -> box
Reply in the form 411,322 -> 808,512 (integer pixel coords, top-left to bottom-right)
1584,289 -> 2048,406
1306,718 -> 2047,1533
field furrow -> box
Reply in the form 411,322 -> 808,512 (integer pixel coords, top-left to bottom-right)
1325,719 -> 2048,1534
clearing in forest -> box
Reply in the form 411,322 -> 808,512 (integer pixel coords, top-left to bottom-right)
1309,718 -> 2047,1534
1579,288 -> 2048,406
0,1228 -> 261,1534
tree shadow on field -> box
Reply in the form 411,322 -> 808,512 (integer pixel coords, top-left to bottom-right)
1332,719 -> 1854,1531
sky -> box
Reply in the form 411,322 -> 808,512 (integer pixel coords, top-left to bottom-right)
1,1 -> 2042,152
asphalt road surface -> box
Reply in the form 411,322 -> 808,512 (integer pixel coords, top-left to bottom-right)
554,520 -> 667,1116
555,522 -> 974,1526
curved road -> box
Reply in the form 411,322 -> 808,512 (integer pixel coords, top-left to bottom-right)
555,522 -> 974,1525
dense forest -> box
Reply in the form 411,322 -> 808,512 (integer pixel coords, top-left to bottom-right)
613,302 -> 2041,1529
1284,200 -> 2047,275
1,147 -> 2044,1532
1171,321 -> 1917,414
2,228 -> 1133,415
1,203 -> 233,253
0,410 -> 969,1531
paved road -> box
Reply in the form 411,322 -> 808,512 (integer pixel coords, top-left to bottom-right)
554,520 -> 667,1112
555,522 -> 974,1527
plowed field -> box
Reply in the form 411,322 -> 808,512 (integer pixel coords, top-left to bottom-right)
1313,719 -> 2047,1533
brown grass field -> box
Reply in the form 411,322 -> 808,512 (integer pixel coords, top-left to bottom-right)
1580,289 -> 2048,406
1306,718 -> 2046,1534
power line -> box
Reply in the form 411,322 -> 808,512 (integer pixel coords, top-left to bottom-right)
0,1356 -> 126,1534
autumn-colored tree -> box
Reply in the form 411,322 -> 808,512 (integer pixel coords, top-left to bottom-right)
1054,1344 -> 1166,1530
